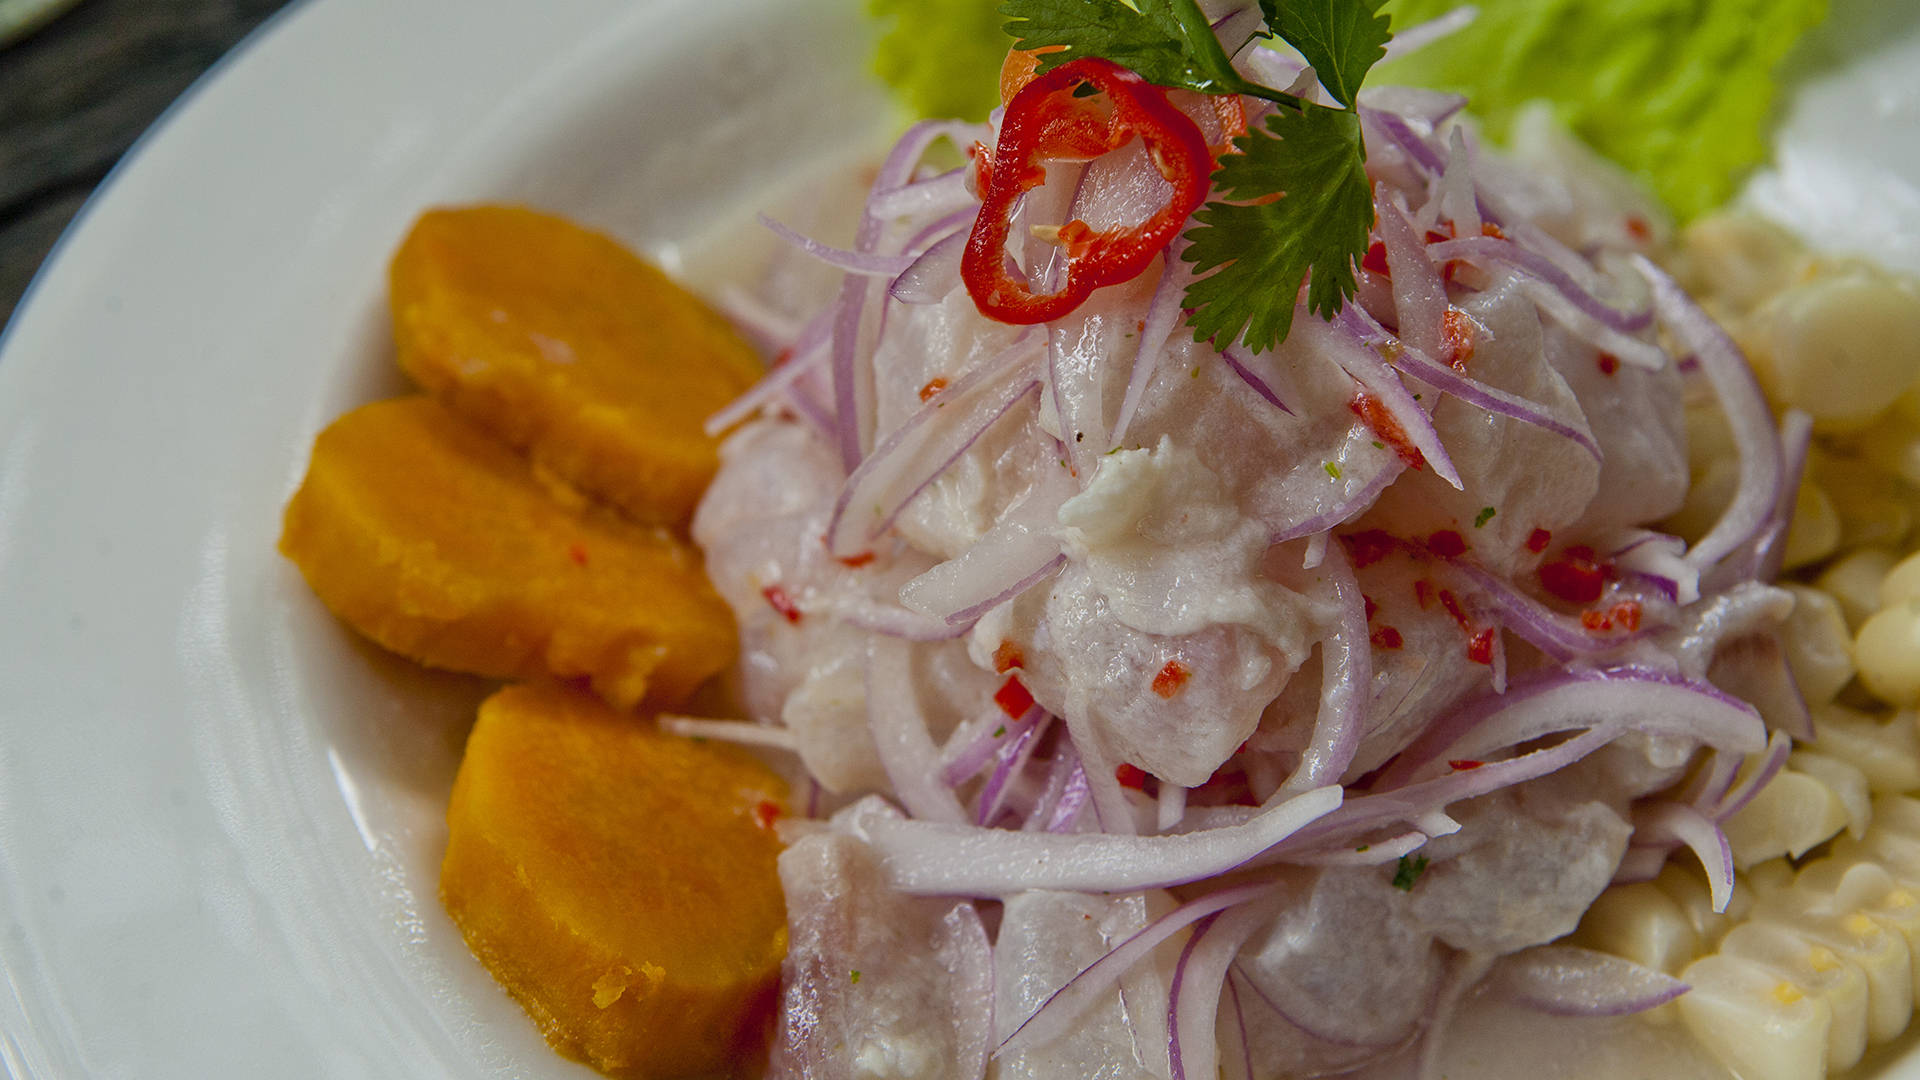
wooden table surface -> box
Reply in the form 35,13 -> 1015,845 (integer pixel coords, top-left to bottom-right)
0,0 -> 297,327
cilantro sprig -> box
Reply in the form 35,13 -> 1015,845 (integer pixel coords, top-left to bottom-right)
1001,0 -> 1390,352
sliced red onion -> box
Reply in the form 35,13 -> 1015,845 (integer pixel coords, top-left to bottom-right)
1340,305 -> 1602,461
978,711 -> 1052,826
1377,189 -> 1448,360
1358,86 -> 1469,127
1439,128 -> 1483,237
866,635 -> 970,823
850,785 -> 1341,897
1634,801 -> 1736,912
1611,844 -> 1670,885
1374,666 -> 1766,793
1302,529 -> 1330,570
1428,236 -> 1654,334
1046,755 -> 1090,833
1491,945 -> 1689,1017
1271,456 -> 1403,543
1608,528 -> 1700,605
1224,975 -> 1255,1080
1709,730 -> 1794,822
867,165 -> 978,224
1289,830 -> 1430,866
998,881 -> 1279,1057
1169,902 -> 1272,1080
1361,106 -> 1446,178
1517,278 -> 1669,371
890,227 -> 970,304
1061,710 -> 1138,837
1443,558 -> 1647,662
828,275 -> 875,470
942,704 -> 1045,788
1289,730 -> 1619,852
1220,344 -> 1297,415
1301,313 -> 1461,488
703,316 -> 833,436
657,715 -> 799,752
940,901 -> 996,1080
829,594 -> 976,641
1112,248 -> 1193,447
1708,633 -> 1815,742
1631,253 -> 1784,573
1157,781 -> 1189,833
1382,5 -> 1480,60
826,335 -> 1039,556
759,214 -> 919,276
869,120 -> 991,205
1282,542 -> 1370,791
900,466 -> 1072,622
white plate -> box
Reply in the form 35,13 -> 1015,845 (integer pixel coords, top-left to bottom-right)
0,1 -> 1916,1077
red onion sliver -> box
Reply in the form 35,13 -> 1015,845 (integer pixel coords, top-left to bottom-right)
943,704 -> 1045,788
1288,830 -> 1429,866
1753,408 -> 1814,584
938,901 -> 996,1080
1169,902 -> 1272,1080
1635,801 -> 1736,912
998,881 -> 1279,1057
1282,542 -> 1370,792
890,227 -> 970,304
703,319 -> 833,436
867,165 -> 978,224
1220,344 -> 1297,415
1046,754 -> 1091,833
830,594 -> 976,641
1492,945 -> 1690,1018
851,785 -> 1341,897
1271,455 -> 1403,543
1112,248 -> 1193,447
866,635 -> 969,823
1632,253 -> 1784,573
900,465 -> 1073,622
1342,306 -> 1603,461
1428,236 -> 1653,334
977,711 -> 1052,826
1443,557 -> 1643,661
826,335 -> 1038,555
1710,730 -> 1794,822
1377,189 -> 1448,360
1299,313 -> 1461,488
759,214 -> 919,277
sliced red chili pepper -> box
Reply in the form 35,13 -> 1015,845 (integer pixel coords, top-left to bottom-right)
1597,352 -> 1620,376
1611,600 -> 1643,632
1363,594 -> 1379,621
1115,762 -> 1150,790
836,551 -> 876,569
1340,529 -> 1399,569
1370,626 -> 1404,650
963,57 -> 1213,326
1448,759 -> 1485,771
1525,528 -> 1553,554
1427,530 -> 1467,559
1539,545 -> 1607,605
1362,240 -> 1391,276
762,584 -> 803,624
1443,309 -> 1476,370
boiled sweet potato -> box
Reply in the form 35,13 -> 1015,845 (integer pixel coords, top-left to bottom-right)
389,205 -> 762,527
442,683 -> 788,1079
279,396 -> 733,708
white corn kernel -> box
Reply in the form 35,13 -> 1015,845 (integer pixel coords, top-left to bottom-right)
1720,921 -> 1869,1072
1782,586 -> 1855,706
1750,270 -> 1920,432
1574,882 -> 1701,975
1818,548 -> 1899,629
1781,481 -> 1842,570
1678,953 -> 1833,1080
1789,752 -> 1873,840
1855,601 -> 1920,707
1810,706 -> 1920,795
1723,770 -> 1853,868
1880,550 -> 1920,610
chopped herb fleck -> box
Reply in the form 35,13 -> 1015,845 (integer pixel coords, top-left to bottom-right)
993,725 -> 1007,738
1324,461 -> 1343,480
1356,843 -> 1371,853
850,970 -> 862,984
1371,440 -> 1385,450
1392,854 -> 1430,891
1474,506 -> 1497,528
1191,366 -> 1202,378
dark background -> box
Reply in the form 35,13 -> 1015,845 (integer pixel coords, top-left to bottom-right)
0,0 -> 298,326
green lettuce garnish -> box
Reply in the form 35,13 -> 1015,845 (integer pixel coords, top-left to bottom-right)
867,0 -> 1010,121
1376,0 -> 1829,219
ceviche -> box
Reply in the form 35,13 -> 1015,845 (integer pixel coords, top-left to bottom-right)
277,1 -> 1920,1078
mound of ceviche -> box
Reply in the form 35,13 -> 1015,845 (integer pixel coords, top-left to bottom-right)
680,2 -> 1919,1078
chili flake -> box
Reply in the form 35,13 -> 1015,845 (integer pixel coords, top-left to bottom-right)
1370,626 -> 1405,650
1152,660 -> 1192,699
752,800 -> 784,830
1539,545 -> 1607,605
1115,763 -> 1150,790
837,551 -> 876,569
1448,759 -> 1485,771
1525,528 -> 1553,554
918,377 -> 949,402
1427,530 -> 1467,558
761,584 -> 803,624
1467,628 -> 1497,665
993,640 -> 1026,673
994,675 -> 1035,718
1341,529 -> 1399,569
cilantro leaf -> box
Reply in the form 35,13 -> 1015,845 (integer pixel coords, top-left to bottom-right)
1181,104 -> 1372,352
1002,0 -> 1288,103
1262,0 -> 1391,108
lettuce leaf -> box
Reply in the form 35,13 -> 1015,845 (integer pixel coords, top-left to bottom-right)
868,0 -> 1011,121
1376,0 -> 1829,219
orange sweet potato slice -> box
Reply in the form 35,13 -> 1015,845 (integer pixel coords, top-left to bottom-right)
389,205 -> 762,527
442,683 -> 789,1079
279,396 -> 734,707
